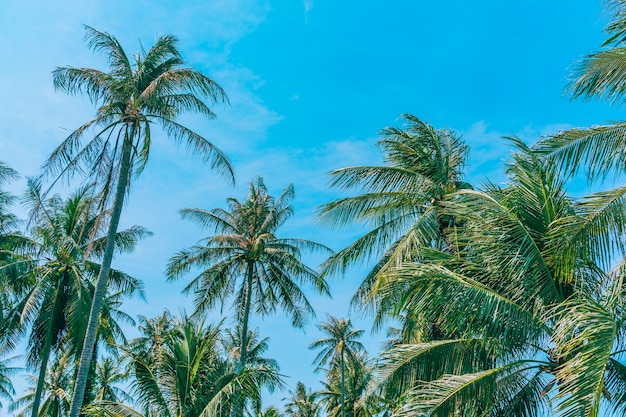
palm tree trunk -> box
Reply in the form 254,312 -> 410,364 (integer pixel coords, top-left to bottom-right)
238,261 -> 254,374
68,133 -> 133,417
232,260 -> 254,417
341,346 -> 345,417
31,339 -> 51,417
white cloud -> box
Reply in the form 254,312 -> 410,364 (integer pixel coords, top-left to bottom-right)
304,0 -> 314,13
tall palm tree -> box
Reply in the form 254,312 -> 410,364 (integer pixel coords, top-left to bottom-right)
310,315 -> 365,417
284,382 -> 321,417
368,140 -> 626,417
167,177 -> 330,417
46,26 -> 233,417
10,183 -> 146,417
318,114 -> 471,329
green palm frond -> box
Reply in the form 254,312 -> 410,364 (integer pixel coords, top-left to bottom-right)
551,294 -> 618,417
392,361 -> 542,417
534,122 -> 626,179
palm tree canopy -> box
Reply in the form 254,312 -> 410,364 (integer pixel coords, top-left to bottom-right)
167,177 -> 330,327
310,315 -> 365,372
45,25 -> 234,197
46,27 -> 233,417
318,115 -> 471,323
534,1 -> 626,179
284,382 -> 321,417
367,140 -> 626,417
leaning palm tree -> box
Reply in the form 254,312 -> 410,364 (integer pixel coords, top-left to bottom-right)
310,316 -> 365,417
368,140 -> 626,417
167,177 -> 330,417
46,26 -> 233,417
318,114 -> 471,329
9,183 -> 146,417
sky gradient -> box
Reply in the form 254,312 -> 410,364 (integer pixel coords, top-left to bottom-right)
0,0 -> 623,413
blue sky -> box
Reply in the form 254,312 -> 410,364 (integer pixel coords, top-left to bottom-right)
0,0 -> 624,413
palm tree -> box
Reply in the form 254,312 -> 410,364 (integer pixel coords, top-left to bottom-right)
0,162 -> 29,350
255,406 -> 283,417
11,351 -> 73,417
9,183 -> 146,417
92,356 -> 132,403
46,26 -> 233,417
368,140 -> 626,417
91,314 -> 265,417
222,325 -> 282,417
167,177 -> 330,417
284,382 -> 321,417
318,114 -> 470,329
318,355 -> 374,417
310,315 -> 365,417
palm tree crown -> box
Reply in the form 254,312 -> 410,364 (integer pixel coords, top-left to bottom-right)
319,114 -> 470,327
310,315 -> 365,417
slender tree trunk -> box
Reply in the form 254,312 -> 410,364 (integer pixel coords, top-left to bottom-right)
31,337 -> 52,417
341,346 -> 345,417
232,260 -> 254,417
68,134 -> 133,417
31,281 -> 64,417
238,261 -> 254,374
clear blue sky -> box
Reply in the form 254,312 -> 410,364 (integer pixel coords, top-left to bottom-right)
0,0 -> 622,414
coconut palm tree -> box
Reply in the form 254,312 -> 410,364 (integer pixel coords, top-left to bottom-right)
92,356 -> 132,403
46,26 -> 233,417
167,177 -> 330,417
222,326 -> 283,417
255,406 -> 283,417
368,140 -> 626,417
318,114 -> 471,329
0,162 -> 29,350
11,351 -> 73,417
284,382 -> 321,417
318,354 -> 374,417
310,316 -> 365,417
9,183 -> 146,417
90,314 -> 266,417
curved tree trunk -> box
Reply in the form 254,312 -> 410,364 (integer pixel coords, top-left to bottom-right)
68,134 -> 133,417
232,260 -> 254,417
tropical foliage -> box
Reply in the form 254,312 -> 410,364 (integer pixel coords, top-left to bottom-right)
4,5 -> 626,417
319,114 -> 471,333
